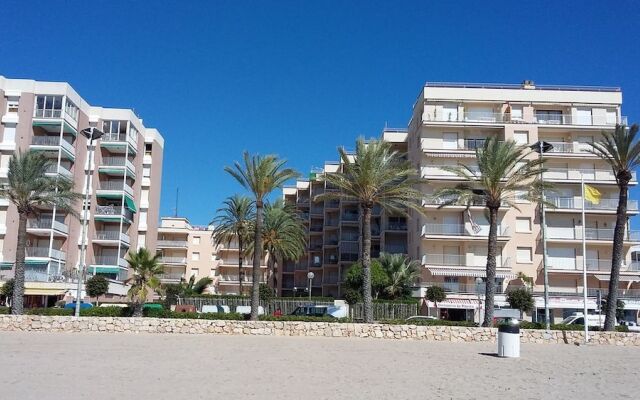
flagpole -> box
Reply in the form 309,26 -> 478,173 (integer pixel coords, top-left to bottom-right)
580,175 -> 589,343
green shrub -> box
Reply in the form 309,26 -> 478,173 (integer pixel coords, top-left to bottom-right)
383,319 -> 478,327
81,307 -> 128,317
25,308 -> 73,316
0,306 -> 10,314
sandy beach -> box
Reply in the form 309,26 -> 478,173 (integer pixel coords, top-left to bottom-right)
0,332 -> 638,400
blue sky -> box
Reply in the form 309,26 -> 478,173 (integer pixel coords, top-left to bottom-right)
1,1 -> 639,226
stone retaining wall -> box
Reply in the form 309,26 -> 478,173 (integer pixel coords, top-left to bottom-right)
1,315 -> 639,346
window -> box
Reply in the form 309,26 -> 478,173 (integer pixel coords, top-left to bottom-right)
140,190 -> 149,207
605,109 -> 617,125
536,110 -> 563,124
139,211 -> 148,227
143,166 -> 151,177
192,252 -> 200,261
190,268 -> 199,277
35,95 -> 63,118
516,247 -> 532,263
193,236 -> 201,245
102,120 -> 127,141
516,217 -> 531,233
576,108 -> 592,125
64,99 -> 79,121
514,190 -> 529,203
442,132 -> 458,150
510,105 -> 523,121
6,99 -> 19,113
441,104 -> 458,121
2,125 -> 16,144
513,131 -> 529,145
211,253 -> 216,261
145,143 -> 152,156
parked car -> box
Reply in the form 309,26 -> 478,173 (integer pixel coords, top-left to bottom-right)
235,305 -> 265,316
406,315 -> 438,322
201,305 -> 231,314
560,313 -> 614,328
63,302 -> 93,310
290,305 -> 347,318
620,321 -> 640,332
98,303 -> 128,308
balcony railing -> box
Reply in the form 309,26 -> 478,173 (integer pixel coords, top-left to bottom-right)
160,273 -> 184,281
423,109 -> 627,126
95,205 -> 134,221
93,256 -> 127,267
31,136 -> 75,155
421,165 -> 481,178
34,108 -> 63,118
340,233 -> 359,242
586,259 -> 640,272
160,256 -> 187,264
44,164 -> 73,179
26,247 -> 66,260
547,227 -> 640,241
98,181 -> 134,196
384,245 -> 408,254
422,254 -> 511,268
547,197 -> 639,212
27,218 -> 69,234
218,275 -> 265,283
386,222 -> 408,231
543,168 -> 636,182
95,231 -> 130,243
341,213 -> 359,222
422,282 -> 505,295
157,240 -> 188,248
101,133 -> 127,142
422,223 -> 509,237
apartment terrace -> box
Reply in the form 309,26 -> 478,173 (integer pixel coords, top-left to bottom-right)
546,197 -> 639,214
421,223 -> 510,240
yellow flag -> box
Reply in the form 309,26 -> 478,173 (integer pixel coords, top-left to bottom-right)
584,184 -> 601,205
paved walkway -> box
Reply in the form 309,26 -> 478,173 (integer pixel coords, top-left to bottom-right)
0,332 -> 638,399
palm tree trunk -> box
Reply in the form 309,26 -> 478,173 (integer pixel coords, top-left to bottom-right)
604,182 -> 628,331
483,206 -> 499,327
11,212 -> 27,315
250,202 -> 263,320
133,301 -> 143,317
361,205 -> 373,323
238,237 -> 243,296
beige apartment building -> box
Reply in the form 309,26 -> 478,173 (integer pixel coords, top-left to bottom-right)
0,76 -> 164,307
157,216 -> 267,295
280,130 -> 409,298
279,81 -> 639,323
408,81 -> 639,323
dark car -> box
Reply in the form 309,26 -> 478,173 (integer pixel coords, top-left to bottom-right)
63,302 -> 93,310
290,305 -> 347,318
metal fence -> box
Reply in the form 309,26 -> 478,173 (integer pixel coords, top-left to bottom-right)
177,297 -> 419,320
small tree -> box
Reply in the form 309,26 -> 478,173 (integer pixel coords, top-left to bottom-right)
259,283 -> 275,304
601,298 -> 625,322
1,279 -> 15,307
506,288 -> 534,319
343,260 -> 388,299
85,275 -> 109,306
425,286 -> 446,317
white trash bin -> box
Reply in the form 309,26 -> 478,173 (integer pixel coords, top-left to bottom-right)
497,318 -> 520,358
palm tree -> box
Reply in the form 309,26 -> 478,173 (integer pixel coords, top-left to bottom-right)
125,248 -> 163,317
317,138 -> 425,323
247,199 -> 306,290
378,253 -> 421,300
588,124 -> 640,331
225,152 -> 299,320
1,151 -> 81,315
211,195 -> 255,296
432,137 -> 545,326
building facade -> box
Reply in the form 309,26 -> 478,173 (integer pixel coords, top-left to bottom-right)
280,130 -> 409,298
157,216 -> 268,295
0,76 -> 164,306
408,81 -> 639,323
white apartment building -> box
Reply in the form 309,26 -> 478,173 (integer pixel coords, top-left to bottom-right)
0,76 -> 164,307
408,81 -> 639,322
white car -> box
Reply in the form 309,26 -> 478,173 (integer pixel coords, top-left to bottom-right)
620,321 -> 640,332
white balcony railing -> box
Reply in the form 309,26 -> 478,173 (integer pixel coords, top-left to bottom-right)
421,165 -> 480,178
422,110 -> 626,127
547,226 -> 640,241
44,164 -> 73,179
95,231 -> 130,243
95,205 -> 135,221
547,196 -> 639,212
543,168 -> 636,182
421,223 -> 510,237
93,256 -> 127,268
25,247 -> 66,261
157,240 -> 188,248
27,218 -> 69,234
160,256 -> 187,264
98,181 -> 134,196
31,136 -> 75,155
421,253 -> 511,269
160,273 -> 184,281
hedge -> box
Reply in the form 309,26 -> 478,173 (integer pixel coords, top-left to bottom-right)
259,315 -> 350,323
384,319 -> 478,327
0,307 -> 9,315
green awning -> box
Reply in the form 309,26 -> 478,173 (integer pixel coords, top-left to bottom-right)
125,196 -> 137,213
98,167 -> 135,178
89,266 -> 121,274
95,193 -> 122,199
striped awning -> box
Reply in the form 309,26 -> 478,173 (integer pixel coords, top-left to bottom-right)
426,299 -> 478,310
24,288 -> 65,296
428,267 -> 516,279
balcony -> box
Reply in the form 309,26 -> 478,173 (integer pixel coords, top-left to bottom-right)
383,244 -> 407,254
547,197 -> 639,213
27,218 -> 69,236
26,247 -> 66,261
93,256 -> 128,268
157,240 -> 188,248
310,224 -> 324,233
325,199 -> 340,209
24,268 -> 78,283
422,253 -> 511,269
97,181 -> 135,197
340,233 -> 359,242
547,259 -> 640,273
94,230 -> 131,245
421,223 -> 510,239
422,281 -> 505,295
385,222 -> 407,231
30,136 -> 75,159
218,275 -> 265,283
421,165 -> 480,180
44,164 -> 73,179
160,256 -> 187,265
160,272 -> 184,282
100,157 -> 136,178
341,213 -> 359,223
422,110 -> 626,127
95,205 -> 134,222
547,227 -> 640,242
100,132 -> 137,154
543,168 -> 636,184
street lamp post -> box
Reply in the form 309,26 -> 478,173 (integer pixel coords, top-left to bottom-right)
307,272 -> 315,302
531,140 -> 553,332
75,127 -> 104,318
